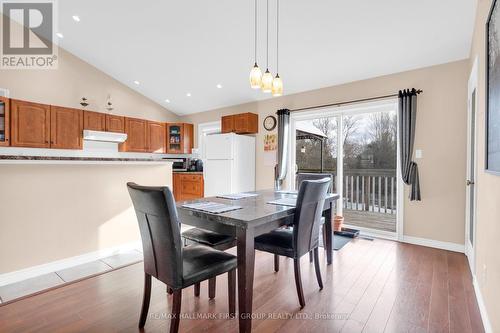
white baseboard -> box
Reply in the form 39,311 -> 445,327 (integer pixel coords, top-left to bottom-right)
472,276 -> 493,333
402,236 -> 464,253
0,241 -> 142,287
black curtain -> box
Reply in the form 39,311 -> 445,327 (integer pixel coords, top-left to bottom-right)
398,89 -> 421,201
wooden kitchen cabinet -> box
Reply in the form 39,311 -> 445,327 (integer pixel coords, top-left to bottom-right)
105,114 -> 125,133
221,115 -> 234,133
173,173 -> 204,201
147,121 -> 166,153
83,111 -> 106,131
50,106 -> 83,150
221,113 -> 258,134
10,99 -> 51,148
120,117 -> 148,152
0,97 -> 10,146
166,123 -> 193,154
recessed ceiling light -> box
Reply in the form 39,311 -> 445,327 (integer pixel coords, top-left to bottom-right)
133,80 -> 140,85
165,99 -> 170,103
186,93 -> 191,97
56,32 -> 64,39
72,15 -> 80,22
216,84 -> 222,89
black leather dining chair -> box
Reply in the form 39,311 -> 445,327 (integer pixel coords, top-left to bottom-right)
181,228 -> 235,298
254,178 -> 331,308
127,183 -> 237,333
296,173 -> 334,263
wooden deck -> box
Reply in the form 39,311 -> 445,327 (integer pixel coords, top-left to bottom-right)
343,210 -> 397,233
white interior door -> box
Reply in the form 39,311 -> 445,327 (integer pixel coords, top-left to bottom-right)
465,58 -> 478,271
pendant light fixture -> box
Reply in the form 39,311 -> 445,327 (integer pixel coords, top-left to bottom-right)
272,0 -> 283,96
249,0 -> 262,89
261,0 -> 274,93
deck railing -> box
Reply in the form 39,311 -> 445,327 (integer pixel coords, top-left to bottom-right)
296,169 -> 397,215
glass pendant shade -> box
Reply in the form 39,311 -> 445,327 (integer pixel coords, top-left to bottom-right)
249,63 -> 263,89
272,74 -> 283,96
261,69 -> 273,93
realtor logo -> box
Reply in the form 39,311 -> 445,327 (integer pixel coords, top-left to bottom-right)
1,0 -> 58,69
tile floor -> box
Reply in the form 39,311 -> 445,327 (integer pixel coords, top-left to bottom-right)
0,249 -> 143,303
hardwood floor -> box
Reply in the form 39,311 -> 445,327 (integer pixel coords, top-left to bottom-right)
0,238 -> 484,333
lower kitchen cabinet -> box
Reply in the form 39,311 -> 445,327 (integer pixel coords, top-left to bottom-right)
173,173 -> 204,201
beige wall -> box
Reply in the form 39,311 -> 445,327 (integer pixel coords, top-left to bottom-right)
470,0 -> 500,330
0,163 -> 172,274
181,60 -> 470,245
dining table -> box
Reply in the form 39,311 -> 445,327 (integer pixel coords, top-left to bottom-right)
176,189 -> 340,333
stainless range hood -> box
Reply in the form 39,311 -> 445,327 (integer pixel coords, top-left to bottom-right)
83,130 -> 127,143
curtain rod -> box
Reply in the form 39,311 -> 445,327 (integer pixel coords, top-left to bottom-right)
289,89 -> 423,113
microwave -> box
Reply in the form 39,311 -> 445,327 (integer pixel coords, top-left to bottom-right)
163,158 -> 188,172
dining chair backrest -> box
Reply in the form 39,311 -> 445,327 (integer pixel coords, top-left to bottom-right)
293,178 -> 331,257
127,182 -> 183,289
296,173 -> 333,193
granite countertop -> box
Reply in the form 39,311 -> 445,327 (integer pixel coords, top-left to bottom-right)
173,171 -> 203,174
0,155 -> 170,162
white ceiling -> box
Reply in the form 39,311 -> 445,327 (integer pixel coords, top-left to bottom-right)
56,0 -> 477,115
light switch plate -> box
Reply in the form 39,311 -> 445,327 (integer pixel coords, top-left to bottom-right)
415,149 -> 422,159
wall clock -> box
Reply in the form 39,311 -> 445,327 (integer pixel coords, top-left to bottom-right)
263,115 -> 277,131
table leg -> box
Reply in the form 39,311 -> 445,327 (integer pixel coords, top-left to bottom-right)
324,201 -> 333,265
236,227 -> 255,333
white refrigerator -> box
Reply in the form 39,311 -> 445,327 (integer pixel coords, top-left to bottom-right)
203,133 -> 256,197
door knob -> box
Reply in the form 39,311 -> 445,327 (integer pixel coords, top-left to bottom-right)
466,180 -> 475,186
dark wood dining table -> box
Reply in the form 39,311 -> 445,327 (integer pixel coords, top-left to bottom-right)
176,189 -> 340,333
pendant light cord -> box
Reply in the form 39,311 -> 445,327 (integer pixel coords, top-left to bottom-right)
254,0 -> 257,62
276,0 -> 279,74
266,0 -> 269,70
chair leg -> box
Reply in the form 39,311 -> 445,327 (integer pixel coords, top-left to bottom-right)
208,277 -> 216,299
228,269 -> 236,317
194,282 -> 200,297
322,225 -> 327,251
293,258 -> 306,309
169,289 -> 182,333
274,254 -> 280,272
313,247 -> 323,290
139,273 -> 152,328
309,251 -> 313,263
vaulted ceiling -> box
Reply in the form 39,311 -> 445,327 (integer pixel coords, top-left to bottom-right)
56,0 -> 477,115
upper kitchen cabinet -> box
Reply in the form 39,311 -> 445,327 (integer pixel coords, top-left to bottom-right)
10,99 -> 51,148
221,113 -> 258,134
167,123 -> 193,154
105,114 -> 125,133
147,121 -> 166,153
0,97 -> 10,146
221,115 -> 234,133
50,106 -> 84,150
83,111 -> 106,131
121,117 -> 148,152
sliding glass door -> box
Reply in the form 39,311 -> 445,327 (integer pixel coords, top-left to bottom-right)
289,100 -> 400,237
